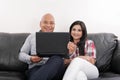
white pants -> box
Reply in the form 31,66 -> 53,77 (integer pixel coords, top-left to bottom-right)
63,57 -> 99,80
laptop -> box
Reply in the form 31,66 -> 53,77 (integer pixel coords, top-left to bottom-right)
36,32 -> 69,58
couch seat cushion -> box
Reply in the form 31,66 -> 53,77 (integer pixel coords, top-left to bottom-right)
0,71 -> 26,80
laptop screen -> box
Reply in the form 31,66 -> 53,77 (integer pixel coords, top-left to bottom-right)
36,32 -> 69,58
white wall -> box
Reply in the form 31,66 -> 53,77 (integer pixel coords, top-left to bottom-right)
0,0 -> 120,39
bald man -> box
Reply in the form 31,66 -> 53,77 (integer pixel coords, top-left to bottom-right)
19,13 -> 64,80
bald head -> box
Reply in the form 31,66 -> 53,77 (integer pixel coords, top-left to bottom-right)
40,13 -> 55,32
41,13 -> 55,22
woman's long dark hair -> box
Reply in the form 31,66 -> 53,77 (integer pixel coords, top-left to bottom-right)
69,21 -> 87,55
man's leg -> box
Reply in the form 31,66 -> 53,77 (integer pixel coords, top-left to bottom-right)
27,66 -> 41,80
52,63 -> 68,80
28,56 -> 64,80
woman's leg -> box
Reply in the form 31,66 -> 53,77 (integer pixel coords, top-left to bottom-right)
63,57 -> 99,80
76,71 -> 87,80
63,57 -> 84,80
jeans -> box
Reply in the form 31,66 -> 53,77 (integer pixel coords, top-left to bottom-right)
27,56 -> 64,80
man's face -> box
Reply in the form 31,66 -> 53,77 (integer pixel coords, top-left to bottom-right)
40,14 -> 55,32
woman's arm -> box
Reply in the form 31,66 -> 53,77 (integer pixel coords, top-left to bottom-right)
79,56 -> 96,64
79,40 -> 96,64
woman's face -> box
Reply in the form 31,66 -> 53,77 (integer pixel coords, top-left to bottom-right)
71,25 -> 82,41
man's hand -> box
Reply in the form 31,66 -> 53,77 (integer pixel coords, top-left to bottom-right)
30,56 -> 43,63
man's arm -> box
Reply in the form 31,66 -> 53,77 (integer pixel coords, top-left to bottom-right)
19,34 -> 32,64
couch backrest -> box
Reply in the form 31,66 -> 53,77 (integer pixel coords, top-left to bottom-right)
88,33 -> 117,72
0,33 -> 29,72
0,32 -> 118,73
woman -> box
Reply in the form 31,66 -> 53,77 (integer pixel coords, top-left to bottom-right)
63,21 -> 99,80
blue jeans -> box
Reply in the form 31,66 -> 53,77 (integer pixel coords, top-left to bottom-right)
27,56 -> 64,80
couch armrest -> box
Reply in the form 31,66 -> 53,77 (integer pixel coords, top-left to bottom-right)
111,40 -> 120,74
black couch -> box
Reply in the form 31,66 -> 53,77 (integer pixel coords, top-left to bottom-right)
0,32 -> 120,80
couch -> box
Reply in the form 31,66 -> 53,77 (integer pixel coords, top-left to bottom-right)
88,33 -> 120,80
0,33 -> 28,80
0,32 -> 120,80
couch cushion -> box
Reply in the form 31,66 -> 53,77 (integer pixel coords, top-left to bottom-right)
90,72 -> 120,80
111,40 -> 120,73
0,71 -> 26,80
88,33 -> 117,72
0,33 -> 29,72
90,77 -> 120,80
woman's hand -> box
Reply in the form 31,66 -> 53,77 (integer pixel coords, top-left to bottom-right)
79,56 -> 96,64
30,55 -> 43,63
67,42 -> 77,54
64,58 -> 72,65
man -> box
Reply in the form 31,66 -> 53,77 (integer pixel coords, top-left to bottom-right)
19,13 -> 64,80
